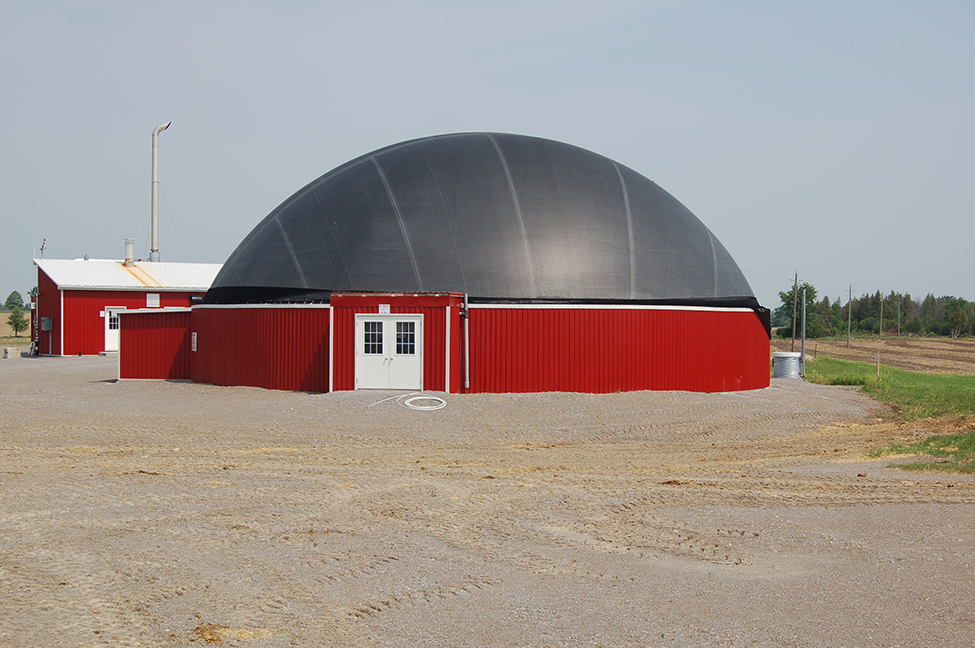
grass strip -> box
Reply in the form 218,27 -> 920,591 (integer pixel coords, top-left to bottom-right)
803,356 -> 975,473
803,356 -> 975,420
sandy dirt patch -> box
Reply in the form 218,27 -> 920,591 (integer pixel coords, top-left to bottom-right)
1,355 -> 973,647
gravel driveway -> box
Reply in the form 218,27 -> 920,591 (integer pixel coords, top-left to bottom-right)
1,355 -> 973,647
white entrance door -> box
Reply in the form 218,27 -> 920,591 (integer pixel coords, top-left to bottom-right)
354,314 -> 423,389
104,307 -> 125,352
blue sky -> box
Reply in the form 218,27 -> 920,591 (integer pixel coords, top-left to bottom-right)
2,1 -> 973,310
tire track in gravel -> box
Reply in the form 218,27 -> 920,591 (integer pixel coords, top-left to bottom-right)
0,539 -> 156,646
347,575 -> 501,620
580,504 -> 759,565
339,460 -> 613,580
4,357 -> 974,647
644,474 -> 975,508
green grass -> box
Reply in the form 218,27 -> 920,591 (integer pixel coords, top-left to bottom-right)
803,356 -> 975,473
804,356 -> 975,420
867,431 -> 975,474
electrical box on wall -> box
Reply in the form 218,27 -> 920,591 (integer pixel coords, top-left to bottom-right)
41,317 -> 53,331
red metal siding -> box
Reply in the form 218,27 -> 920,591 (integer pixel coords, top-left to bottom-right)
119,310 -> 192,380
191,307 -> 330,392
35,270 -> 61,355
329,293 -> 464,392
467,307 -> 770,394
61,291 -> 195,356
35,266 -> 202,356
448,305 -> 463,394
117,297 -> 767,395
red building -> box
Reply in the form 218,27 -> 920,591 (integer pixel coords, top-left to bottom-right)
120,293 -> 769,394
33,258 -> 220,356
118,133 -> 771,394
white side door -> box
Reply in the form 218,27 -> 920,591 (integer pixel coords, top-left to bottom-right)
354,314 -> 423,389
104,306 -> 125,352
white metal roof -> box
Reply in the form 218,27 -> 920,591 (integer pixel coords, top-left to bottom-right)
34,258 -> 222,292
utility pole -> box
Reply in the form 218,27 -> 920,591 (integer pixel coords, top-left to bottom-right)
801,286 -> 807,377
897,296 -> 901,335
879,293 -> 884,337
791,273 -> 798,352
847,285 -> 852,349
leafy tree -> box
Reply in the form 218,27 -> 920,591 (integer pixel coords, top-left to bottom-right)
773,282 -> 818,335
770,287 -> 975,339
4,291 -> 23,311
858,317 -> 878,335
902,294 -> 921,321
835,292 -> 974,338
945,298 -> 973,338
921,294 -> 941,320
7,307 -> 27,337
829,298 -> 844,334
814,295 -> 840,337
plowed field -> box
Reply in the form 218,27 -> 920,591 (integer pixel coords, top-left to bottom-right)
772,335 -> 975,374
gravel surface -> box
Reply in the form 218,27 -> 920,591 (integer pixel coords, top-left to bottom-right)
1,354 -> 973,647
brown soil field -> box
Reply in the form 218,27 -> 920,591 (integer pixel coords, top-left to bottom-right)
1,353 -> 974,647
772,336 -> 975,374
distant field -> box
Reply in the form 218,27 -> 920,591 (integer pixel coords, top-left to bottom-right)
0,311 -> 31,347
772,335 -> 975,374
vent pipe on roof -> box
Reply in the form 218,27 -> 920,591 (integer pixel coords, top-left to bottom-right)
150,121 -> 171,262
124,238 -> 135,267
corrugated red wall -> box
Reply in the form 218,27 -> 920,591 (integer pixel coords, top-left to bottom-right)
118,297 -> 768,395
190,306 -> 331,392
330,293 -> 464,393
34,268 -> 202,355
35,270 -> 60,355
119,309 -> 192,380
467,306 -> 770,393
62,290 -> 196,355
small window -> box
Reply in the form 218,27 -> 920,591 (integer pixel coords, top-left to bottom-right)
146,293 -> 160,308
363,321 -> 383,354
109,314 -> 120,330
395,321 -> 415,355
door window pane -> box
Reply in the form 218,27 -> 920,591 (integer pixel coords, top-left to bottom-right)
363,321 -> 383,354
396,321 -> 415,355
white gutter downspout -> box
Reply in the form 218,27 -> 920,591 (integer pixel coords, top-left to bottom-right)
150,121 -> 171,262
328,305 -> 334,393
463,293 -> 470,391
444,304 -> 451,393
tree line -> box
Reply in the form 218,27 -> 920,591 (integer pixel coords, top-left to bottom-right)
771,283 -> 974,339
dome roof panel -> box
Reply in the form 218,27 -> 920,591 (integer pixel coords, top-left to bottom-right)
208,133 -> 756,305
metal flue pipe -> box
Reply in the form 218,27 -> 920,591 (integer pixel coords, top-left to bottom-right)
150,121 -> 171,262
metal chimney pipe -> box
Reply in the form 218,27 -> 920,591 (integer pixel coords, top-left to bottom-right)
150,121 -> 171,262
124,238 -> 135,267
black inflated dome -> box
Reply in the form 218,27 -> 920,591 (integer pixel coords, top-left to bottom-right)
207,133 -> 757,307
